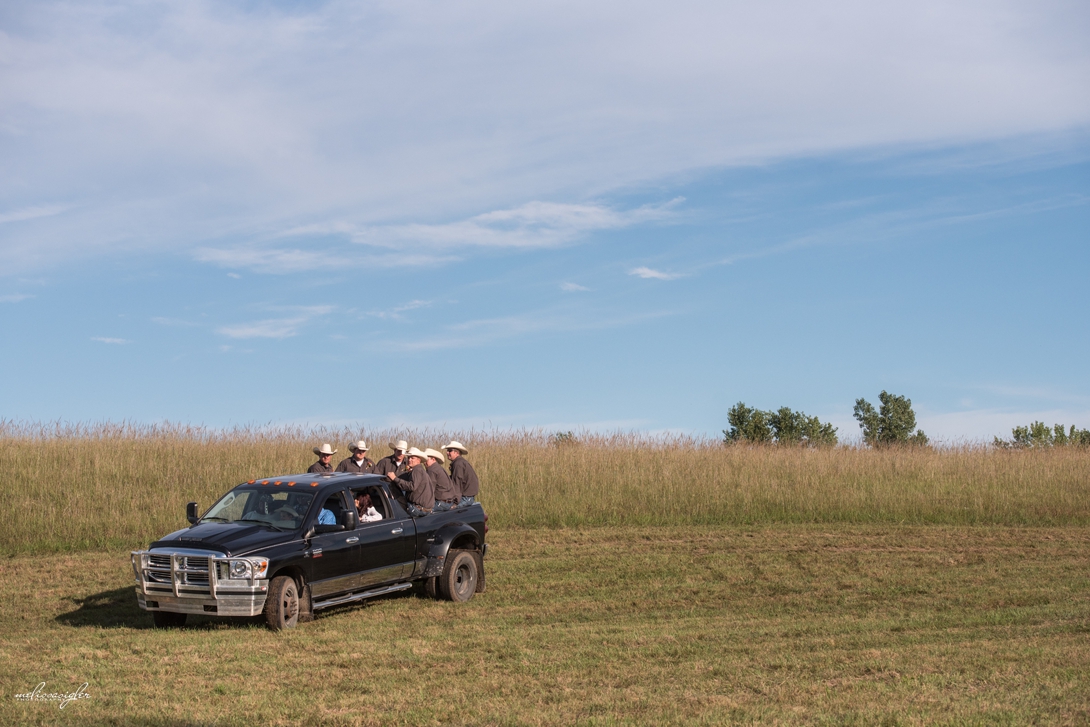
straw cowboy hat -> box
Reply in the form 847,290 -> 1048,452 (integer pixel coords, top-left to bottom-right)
348,440 -> 369,452
405,447 -> 427,460
423,448 -> 446,463
389,440 -> 409,452
443,441 -> 469,454
313,443 -> 337,456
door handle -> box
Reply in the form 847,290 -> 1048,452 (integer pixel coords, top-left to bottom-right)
346,537 -> 359,544
391,528 -> 403,534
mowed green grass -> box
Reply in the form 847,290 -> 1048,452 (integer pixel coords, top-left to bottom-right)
2,525 -> 1087,726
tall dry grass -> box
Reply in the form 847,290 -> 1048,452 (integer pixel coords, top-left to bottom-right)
2,421 -> 1088,553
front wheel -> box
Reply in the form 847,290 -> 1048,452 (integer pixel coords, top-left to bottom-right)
264,575 -> 300,631
439,550 -> 478,602
152,611 -> 187,628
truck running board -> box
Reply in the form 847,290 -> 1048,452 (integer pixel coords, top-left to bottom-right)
311,581 -> 414,611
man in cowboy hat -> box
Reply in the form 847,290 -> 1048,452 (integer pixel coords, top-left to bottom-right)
424,448 -> 459,511
386,447 -> 433,516
444,440 -> 480,506
336,440 -> 375,474
308,443 -> 337,473
373,440 -> 409,477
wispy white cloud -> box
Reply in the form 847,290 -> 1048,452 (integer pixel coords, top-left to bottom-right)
2,2 -> 1088,275
226,272 -> 241,279
629,266 -> 684,280
91,336 -> 128,344
151,316 -> 198,327
560,282 -> 590,292
365,300 -> 433,320
196,199 -> 678,273
194,244 -> 460,274
395,308 -> 677,352
329,199 -> 681,251
216,318 -> 310,340
0,205 -> 67,225
195,247 -> 335,275
216,305 -> 334,339
0,294 -> 34,303
706,191 -> 1090,269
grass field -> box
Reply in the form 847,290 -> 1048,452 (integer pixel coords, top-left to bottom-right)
2,424 -> 1087,723
3,423 -> 1090,554
1,525 -> 1088,725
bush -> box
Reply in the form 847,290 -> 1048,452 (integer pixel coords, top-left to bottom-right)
725,403 -> 837,446
994,422 -> 1090,449
724,403 -> 773,444
550,431 -> 578,447
853,391 -> 928,447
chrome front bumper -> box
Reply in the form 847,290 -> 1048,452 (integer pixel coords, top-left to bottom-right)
132,548 -> 269,617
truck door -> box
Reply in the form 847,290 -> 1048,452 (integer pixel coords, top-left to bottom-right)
308,490 -> 364,598
354,484 -> 418,585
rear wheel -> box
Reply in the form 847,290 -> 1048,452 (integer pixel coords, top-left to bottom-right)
264,575 -> 300,631
439,550 -> 478,602
152,611 -> 187,628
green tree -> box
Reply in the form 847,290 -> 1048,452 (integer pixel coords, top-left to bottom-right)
853,391 -> 928,447
769,407 -> 838,446
724,402 -> 772,444
725,403 -> 837,446
994,422 -> 1090,448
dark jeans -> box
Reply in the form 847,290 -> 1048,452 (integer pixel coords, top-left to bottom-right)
434,501 -> 453,512
406,503 -> 432,517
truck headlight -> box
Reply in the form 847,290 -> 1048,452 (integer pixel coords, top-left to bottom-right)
229,560 -> 252,579
228,558 -> 269,580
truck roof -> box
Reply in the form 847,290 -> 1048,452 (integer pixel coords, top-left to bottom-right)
241,472 -> 387,493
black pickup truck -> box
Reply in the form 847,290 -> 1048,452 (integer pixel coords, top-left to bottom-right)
131,473 -> 488,630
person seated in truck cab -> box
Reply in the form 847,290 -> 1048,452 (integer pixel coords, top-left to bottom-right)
278,493 -> 317,529
354,492 -> 382,522
317,496 -> 339,526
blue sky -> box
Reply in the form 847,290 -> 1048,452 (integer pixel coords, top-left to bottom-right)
2,1 -> 1088,441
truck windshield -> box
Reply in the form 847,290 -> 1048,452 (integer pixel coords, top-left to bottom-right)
203,488 -> 315,531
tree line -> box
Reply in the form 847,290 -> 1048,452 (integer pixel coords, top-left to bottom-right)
724,390 -> 1090,448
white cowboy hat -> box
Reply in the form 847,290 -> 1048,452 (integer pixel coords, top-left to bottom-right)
443,440 -> 469,454
348,440 -> 369,452
313,443 -> 337,456
423,448 -> 445,463
405,447 -> 427,460
389,440 -> 409,452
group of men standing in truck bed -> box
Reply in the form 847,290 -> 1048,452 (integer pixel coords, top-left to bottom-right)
307,439 -> 480,517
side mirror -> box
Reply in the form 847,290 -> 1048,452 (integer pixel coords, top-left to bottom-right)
344,509 -> 357,529
186,502 -> 199,525
313,523 -> 345,534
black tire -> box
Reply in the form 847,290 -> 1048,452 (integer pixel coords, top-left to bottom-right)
424,576 -> 440,600
152,611 -> 187,628
264,575 -> 300,631
439,549 -> 478,602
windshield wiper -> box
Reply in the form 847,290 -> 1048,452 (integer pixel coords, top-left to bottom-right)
238,514 -> 292,531
200,516 -> 229,522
